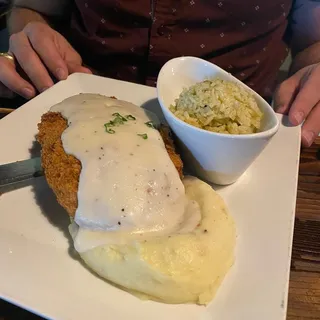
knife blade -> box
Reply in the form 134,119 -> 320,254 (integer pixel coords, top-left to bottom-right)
0,157 -> 44,187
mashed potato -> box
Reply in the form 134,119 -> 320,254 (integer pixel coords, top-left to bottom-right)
72,177 -> 236,305
170,78 -> 263,134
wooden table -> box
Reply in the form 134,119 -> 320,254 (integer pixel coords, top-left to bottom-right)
287,137 -> 320,319
0,134 -> 320,320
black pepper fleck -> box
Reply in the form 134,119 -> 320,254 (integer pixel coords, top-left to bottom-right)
153,169 -> 155,172
99,157 -> 101,160
121,208 -> 125,212
204,229 -> 208,233
94,131 -> 97,133
118,221 -> 121,225
101,147 -> 104,150
85,150 -> 88,153
130,153 -> 134,156
137,144 -> 140,147
167,194 -> 170,197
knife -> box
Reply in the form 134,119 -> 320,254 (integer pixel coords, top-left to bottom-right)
0,157 -> 44,188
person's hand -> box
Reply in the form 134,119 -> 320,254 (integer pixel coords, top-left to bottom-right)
275,63 -> 320,147
0,22 -> 92,99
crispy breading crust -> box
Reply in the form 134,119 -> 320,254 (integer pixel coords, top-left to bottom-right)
37,112 -> 80,217
37,112 -> 183,217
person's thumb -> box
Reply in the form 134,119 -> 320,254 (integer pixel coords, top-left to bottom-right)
273,76 -> 299,114
67,61 -> 92,75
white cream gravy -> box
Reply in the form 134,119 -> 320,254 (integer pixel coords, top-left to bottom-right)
51,94 -> 200,252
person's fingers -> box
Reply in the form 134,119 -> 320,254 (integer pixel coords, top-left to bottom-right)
49,32 -> 89,75
26,29 -> 68,81
274,75 -> 299,114
67,62 -> 92,75
0,58 -> 36,99
288,66 -> 320,126
301,101 -> 320,147
9,32 -> 54,93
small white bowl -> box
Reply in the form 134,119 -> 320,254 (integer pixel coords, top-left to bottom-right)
157,56 -> 280,185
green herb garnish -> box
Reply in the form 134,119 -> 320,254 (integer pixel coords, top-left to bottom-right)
104,113 -> 136,134
145,121 -> 155,129
137,133 -> 148,139
105,127 -> 115,134
126,115 -> 136,120
112,117 -> 124,126
112,112 -> 128,122
104,113 -> 125,133
104,121 -> 114,127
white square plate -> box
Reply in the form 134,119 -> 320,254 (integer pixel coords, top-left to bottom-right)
0,73 -> 300,320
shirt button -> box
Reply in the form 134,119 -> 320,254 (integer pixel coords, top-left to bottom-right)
157,25 -> 169,36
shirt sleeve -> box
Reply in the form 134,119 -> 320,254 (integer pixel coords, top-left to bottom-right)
289,0 -> 320,53
13,0 -> 70,16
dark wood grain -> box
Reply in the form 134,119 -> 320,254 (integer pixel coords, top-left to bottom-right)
288,137 -> 320,320
0,127 -> 320,319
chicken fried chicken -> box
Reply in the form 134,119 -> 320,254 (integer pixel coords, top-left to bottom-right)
37,110 -> 183,217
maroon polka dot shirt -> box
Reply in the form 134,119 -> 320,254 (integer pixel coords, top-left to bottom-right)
66,0 -> 292,100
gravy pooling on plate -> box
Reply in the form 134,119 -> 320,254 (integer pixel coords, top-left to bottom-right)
50,94 -> 201,252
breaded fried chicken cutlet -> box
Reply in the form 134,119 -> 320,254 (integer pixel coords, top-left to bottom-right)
37,96 -> 183,217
